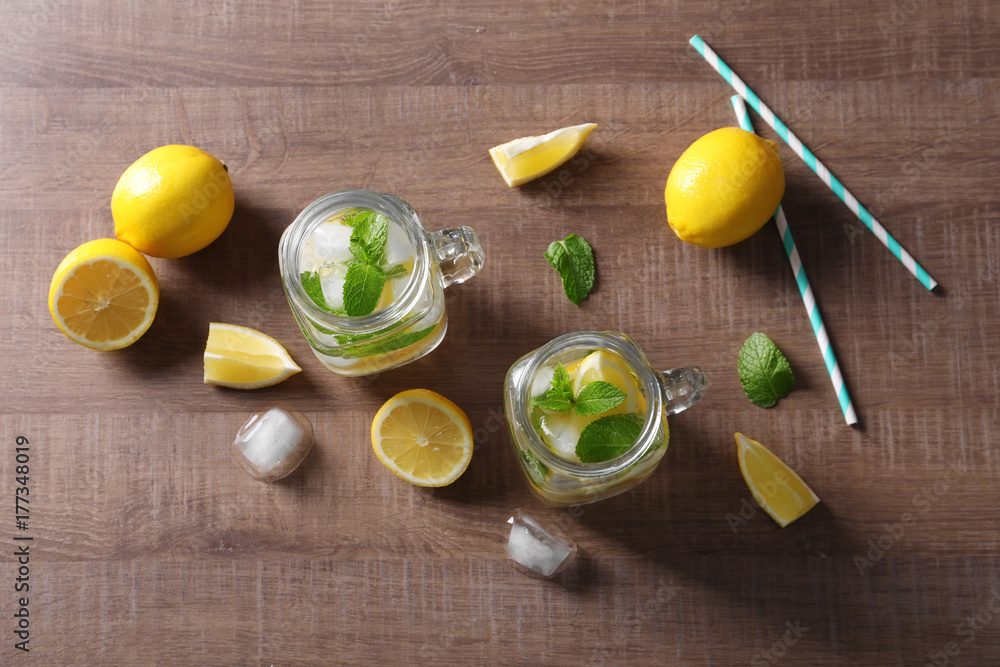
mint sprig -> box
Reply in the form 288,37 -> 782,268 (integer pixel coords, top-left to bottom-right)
737,332 -> 795,408
531,364 -> 576,412
300,209 -> 411,318
545,234 -> 595,305
576,413 -> 645,463
341,211 -> 391,316
530,363 -> 626,416
347,211 -> 388,265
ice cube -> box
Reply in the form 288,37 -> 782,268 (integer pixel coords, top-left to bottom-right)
311,223 -> 354,263
320,271 -> 346,311
385,221 -> 414,264
530,365 -> 556,398
233,407 -> 314,482
538,413 -> 582,461
506,511 -> 577,577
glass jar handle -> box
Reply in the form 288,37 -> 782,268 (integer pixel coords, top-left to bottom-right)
429,227 -> 485,287
657,367 -> 707,416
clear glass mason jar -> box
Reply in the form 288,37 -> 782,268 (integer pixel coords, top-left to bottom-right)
279,190 -> 484,376
504,331 -> 706,506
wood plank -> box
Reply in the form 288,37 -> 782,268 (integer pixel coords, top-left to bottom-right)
2,0 -> 1000,663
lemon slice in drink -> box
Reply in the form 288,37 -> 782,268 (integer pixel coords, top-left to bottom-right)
203,323 -> 301,389
48,238 -> 159,350
371,389 -> 474,487
735,432 -> 819,527
489,123 -> 597,187
569,350 -> 644,414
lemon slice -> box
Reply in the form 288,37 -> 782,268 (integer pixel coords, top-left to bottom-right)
48,238 -> 159,350
204,323 -> 301,389
735,433 -> 819,527
489,123 -> 597,187
371,389 -> 474,487
569,350 -> 645,414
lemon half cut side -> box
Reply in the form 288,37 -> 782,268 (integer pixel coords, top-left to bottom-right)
371,389 -> 474,487
48,238 -> 159,350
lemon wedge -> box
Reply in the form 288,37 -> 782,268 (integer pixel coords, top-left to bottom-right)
203,323 -> 301,389
489,123 -> 597,187
48,238 -> 159,350
735,432 -> 819,527
371,389 -> 474,487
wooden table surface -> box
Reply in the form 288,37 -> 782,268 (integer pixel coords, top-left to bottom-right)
3,1 -> 1000,664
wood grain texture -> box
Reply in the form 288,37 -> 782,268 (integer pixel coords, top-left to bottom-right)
2,0 -> 1000,664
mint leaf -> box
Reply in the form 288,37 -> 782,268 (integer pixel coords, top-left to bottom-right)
343,262 -> 385,316
517,446 -> 550,486
300,270 -> 327,309
531,389 -> 574,412
738,332 -> 795,408
383,264 -> 408,280
344,210 -> 374,227
531,363 -> 576,411
551,363 -> 573,396
343,211 -> 360,226
545,234 -> 595,305
348,211 -> 389,265
574,381 -> 626,416
300,271 -> 346,314
337,323 -> 437,358
576,413 -> 644,463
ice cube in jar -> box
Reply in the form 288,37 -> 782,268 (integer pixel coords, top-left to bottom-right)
233,406 -> 314,482
505,510 -> 578,577
385,220 -> 414,265
311,221 -> 354,265
319,265 -> 348,311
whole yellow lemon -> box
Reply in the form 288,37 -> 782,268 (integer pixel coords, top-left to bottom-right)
665,128 -> 784,248
112,145 -> 235,258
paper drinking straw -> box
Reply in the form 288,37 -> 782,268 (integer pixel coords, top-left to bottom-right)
691,35 -> 937,292
731,95 -> 858,425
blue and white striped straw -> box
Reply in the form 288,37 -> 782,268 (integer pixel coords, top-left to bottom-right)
691,35 -> 937,292
731,95 -> 858,426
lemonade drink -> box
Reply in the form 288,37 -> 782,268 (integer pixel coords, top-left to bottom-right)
504,331 -> 705,506
299,210 -> 416,316
529,350 -> 650,462
291,207 -> 445,375
280,191 -> 482,377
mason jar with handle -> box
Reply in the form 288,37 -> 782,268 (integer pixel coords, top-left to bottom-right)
504,331 -> 706,506
279,190 -> 484,376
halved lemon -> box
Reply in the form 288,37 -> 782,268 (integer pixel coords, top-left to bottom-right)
204,322 -> 301,389
371,389 -> 474,487
48,238 -> 159,350
489,123 -> 597,187
735,432 -> 819,527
